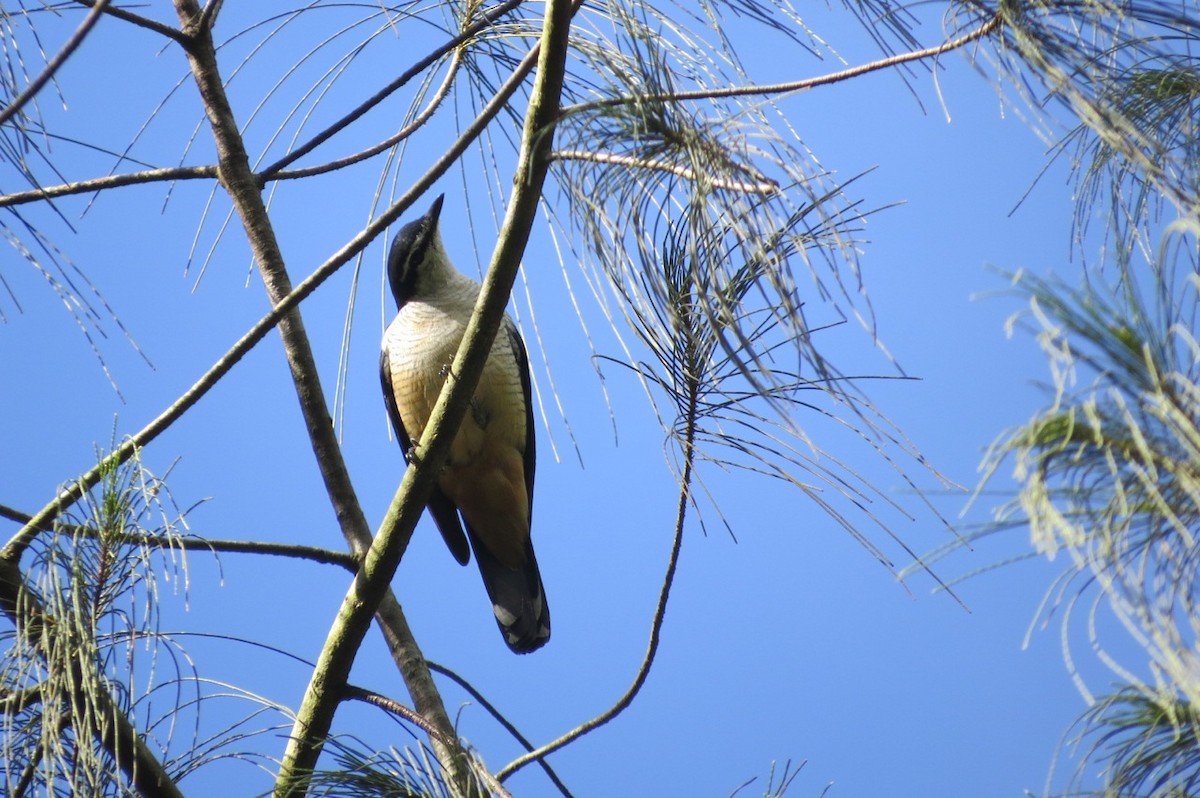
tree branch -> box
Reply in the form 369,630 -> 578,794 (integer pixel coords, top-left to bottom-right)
275,0 -> 576,790
550,149 -> 779,194
343,685 -> 515,798
0,684 -> 44,716
0,502 -> 358,569
427,661 -> 575,797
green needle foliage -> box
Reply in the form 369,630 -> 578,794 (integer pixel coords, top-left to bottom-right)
1,443 -> 192,796
1071,687 -> 1200,797
998,264 -> 1200,608
974,253 -> 1200,795
544,0 -> 945,569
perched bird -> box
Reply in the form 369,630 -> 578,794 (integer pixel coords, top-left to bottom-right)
380,194 -> 550,654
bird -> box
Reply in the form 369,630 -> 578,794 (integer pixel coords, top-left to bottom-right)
379,194 -> 550,654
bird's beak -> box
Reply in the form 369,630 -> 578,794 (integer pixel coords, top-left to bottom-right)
427,193 -> 445,228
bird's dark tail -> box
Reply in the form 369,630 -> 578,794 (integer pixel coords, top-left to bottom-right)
468,532 -> 550,654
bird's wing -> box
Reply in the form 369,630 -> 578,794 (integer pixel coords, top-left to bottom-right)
460,320 -> 549,653
505,320 -> 536,514
379,345 -> 471,565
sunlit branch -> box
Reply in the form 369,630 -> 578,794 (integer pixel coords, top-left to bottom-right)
0,166 -> 218,208
551,149 -> 779,194
560,11 -> 1003,117
0,0 -> 111,129
0,684 -> 44,715
197,0 -> 224,33
341,686 -> 457,747
180,537 -> 358,568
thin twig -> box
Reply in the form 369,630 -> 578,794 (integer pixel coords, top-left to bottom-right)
269,27 -> 473,183
0,501 -> 359,569
0,166 -> 218,208
258,0 -> 524,179
498,382 -> 698,782
427,660 -> 575,797
560,12 -> 1004,117
343,686 -> 458,747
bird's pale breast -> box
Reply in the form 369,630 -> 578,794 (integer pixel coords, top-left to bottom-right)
383,299 -> 530,564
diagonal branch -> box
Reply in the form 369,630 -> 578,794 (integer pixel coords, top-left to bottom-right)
426,663 -> 574,796
343,685 -> 515,798
170,0 -> 478,789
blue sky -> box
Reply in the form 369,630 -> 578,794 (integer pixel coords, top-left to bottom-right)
0,4 -> 1147,796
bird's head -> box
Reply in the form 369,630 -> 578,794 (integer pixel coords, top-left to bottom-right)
387,193 -> 448,307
